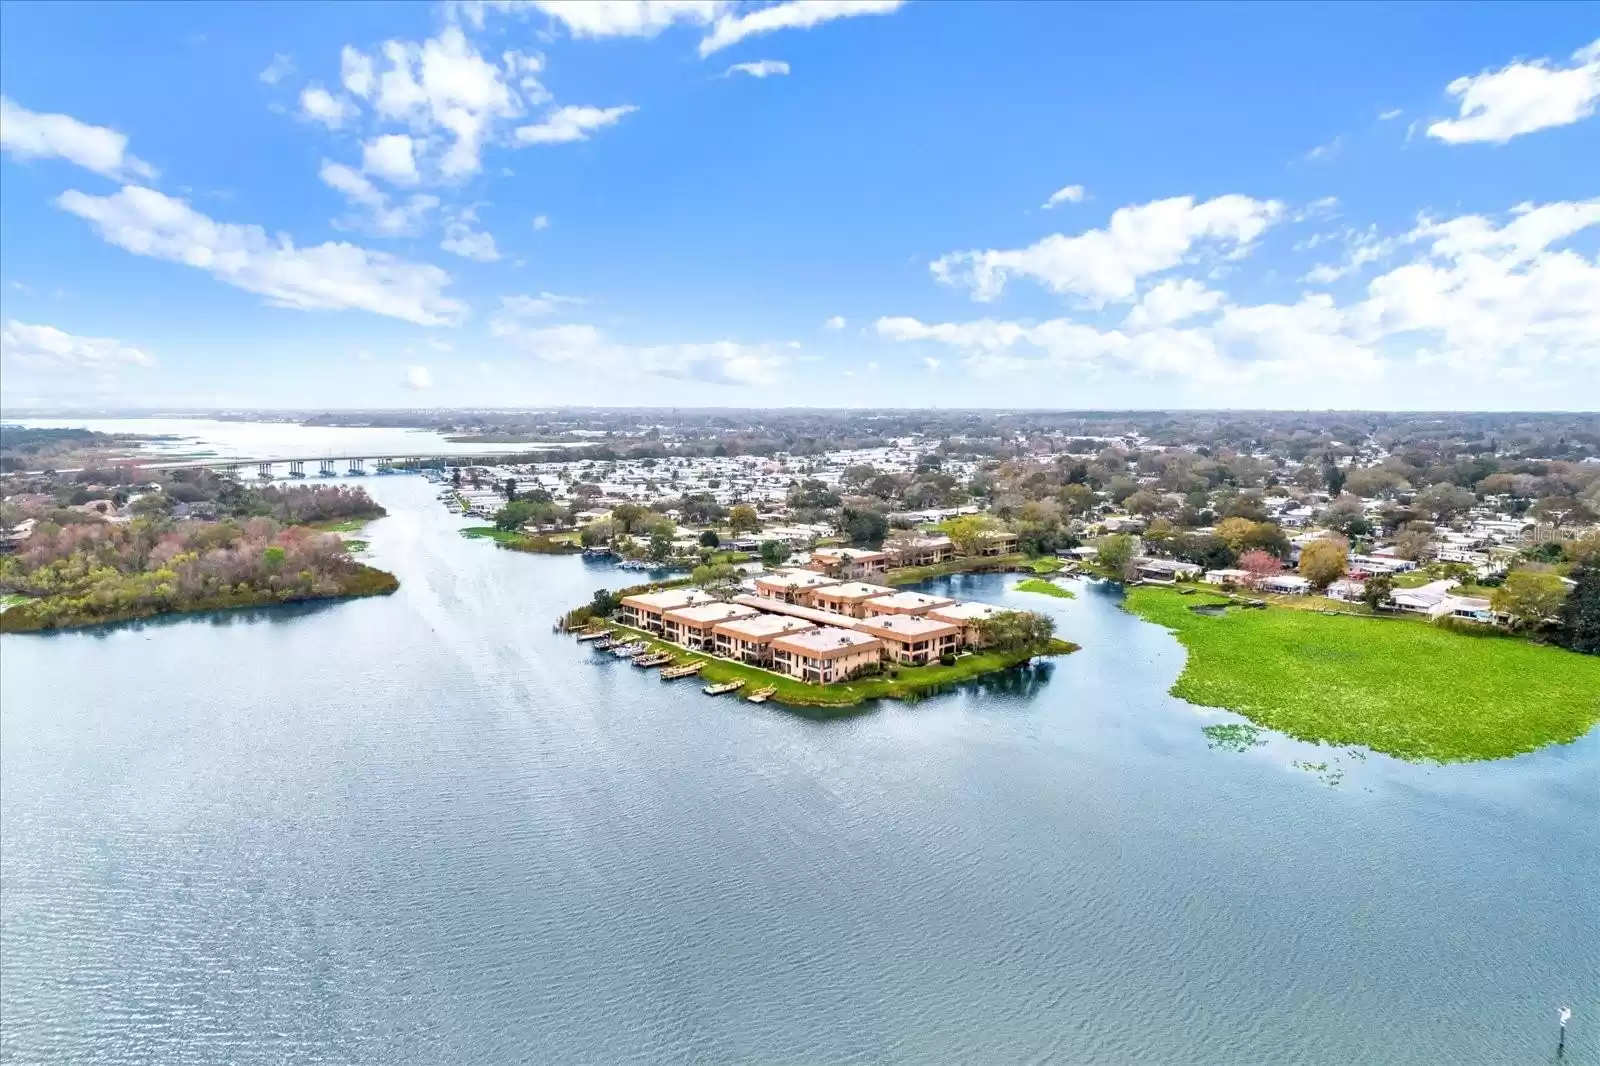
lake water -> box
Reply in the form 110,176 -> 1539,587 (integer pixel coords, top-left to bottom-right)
2,448 -> 1597,1062
8,417 -> 563,461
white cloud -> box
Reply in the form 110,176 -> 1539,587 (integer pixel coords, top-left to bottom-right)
1305,135 -> 1344,162
699,0 -> 904,56
932,193 -> 1283,305
403,365 -> 434,389
366,26 -> 527,178
881,198 -> 1600,385
259,54 -> 295,85
299,86 -> 358,128
523,0 -> 726,37
532,214 -> 549,230
726,59 -> 791,78
1427,38 -> 1600,144
362,133 -> 421,184
515,104 -> 637,144
319,160 -> 439,236
1378,108 -> 1403,121
1,320 -> 154,372
0,96 -> 155,180
1043,184 -> 1084,209
441,218 -> 501,261
57,185 -> 467,326
824,315 -> 846,330
1123,278 -> 1224,330
488,292 -> 585,332
495,319 -> 784,385
1301,225 -> 1397,284
341,45 -> 376,98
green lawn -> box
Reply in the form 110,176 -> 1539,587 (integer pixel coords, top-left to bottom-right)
1124,586 -> 1600,763
1015,577 -> 1075,599
594,622 -> 1076,711
309,516 -> 376,533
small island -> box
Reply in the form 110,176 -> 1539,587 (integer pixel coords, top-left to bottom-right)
564,572 -> 1075,712
1124,584 -> 1600,763
1,462 -> 396,633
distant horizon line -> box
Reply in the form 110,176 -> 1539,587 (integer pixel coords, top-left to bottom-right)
5,406 -> 1598,417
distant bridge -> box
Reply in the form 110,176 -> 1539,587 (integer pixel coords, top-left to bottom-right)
135,452 -> 545,478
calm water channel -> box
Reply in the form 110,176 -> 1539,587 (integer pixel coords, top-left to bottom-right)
2,466 -> 1597,1063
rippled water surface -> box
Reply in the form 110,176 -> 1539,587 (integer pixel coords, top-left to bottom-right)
3,475 -> 1596,1064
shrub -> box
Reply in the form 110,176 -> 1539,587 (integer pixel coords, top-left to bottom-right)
939,653 -> 958,666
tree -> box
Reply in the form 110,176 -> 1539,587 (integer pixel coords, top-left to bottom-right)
610,503 -> 650,535
494,500 -> 537,532
1297,539 -> 1348,590
1324,462 -> 1346,497
972,609 -> 1055,653
1555,563 -> 1600,654
690,562 -> 740,588
503,477 -> 518,501
698,529 -> 721,549
939,514 -> 996,556
590,588 -> 620,617
1214,517 -> 1260,552
1058,483 -> 1096,517
647,528 -> 674,562
1096,533 -> 1135,574
1392,527 -> 1434,561
759,539 -> 788,567
728,504 -> 761,534
1361,573 -> 1394,612
1492,570 -> 1569,631
1319,494 -> 1367,536
1170,533 -> 1234,571
450,468 -> 462,488
1237,549 -> 1282,582
579,519 -> 615,548
1415,483 -> 1475,522
841,506 -> 888,545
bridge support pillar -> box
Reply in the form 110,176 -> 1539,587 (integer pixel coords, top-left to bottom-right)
320,459 -> 336,477
289,460 -> 305,478
257,462 -> 273,480
347,458 -> 365,476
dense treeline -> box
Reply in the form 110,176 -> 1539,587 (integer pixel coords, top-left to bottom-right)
0,517 -> 392,631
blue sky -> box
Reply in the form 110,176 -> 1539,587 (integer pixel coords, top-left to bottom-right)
1,1 -> 1596,410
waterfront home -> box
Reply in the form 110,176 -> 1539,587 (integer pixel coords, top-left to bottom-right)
753,569 -> 840,606
712,614 -> 817,666
887,533 -> 955,567
1133,557 -> 1203,582
855,614 -> 963,665
806,546 -> 890,580
860,590 -> 956,618
771,627 -> 884,684
1389,580 -> 1498,622
1327,578 -> 1366,602
927,600 -> 1005,647
809,581 -> 897,619
661,602 -> 761,650
731,594 -> 864,630
620,588 -> 717,632
1258,574 -> 1312,595
975,529 -> 1019,557
1202,568 -> 1253,586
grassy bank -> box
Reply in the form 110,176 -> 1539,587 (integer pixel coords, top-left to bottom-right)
461,526 -> 581,553
885,552 -> 1030,585
308,515 -> 382,533
593,621 -> 1076,711
1124,586 -> 1600,763
0,564 -> 399,634
1016,577 -> 1075,599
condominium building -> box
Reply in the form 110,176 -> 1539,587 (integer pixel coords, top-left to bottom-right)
753,569 -> 840,606
771,627 -> 884,684
806,547 -> 891,580
809,581 -> 897,619
859,590 -> 956,618
619,588 -> 716,632
661,601 -> 761,650
855,614 -> 962,665
711,614 -> 818,666
887,533 -> 954,567
926,600 -> 1006,647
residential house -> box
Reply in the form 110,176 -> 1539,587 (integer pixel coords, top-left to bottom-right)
855,614 -> 963,665
771,627 -> 884,684
711,614 -> 818,666
661,602 -> 760,650
619,588 -> 716,632
975,529 -> 1019,557
1259,574 -> 1312,595
1202,568 -> 1253,586
1133,557 -> 1203,582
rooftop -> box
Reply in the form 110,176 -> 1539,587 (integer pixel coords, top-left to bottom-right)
812,546 -> 888,561
863,590 -> 956,612
812,581 -> 896,601
731,594 -> 863,629
857,615 -> 961,640
622,588 -> 716,611
774,626 -> 883,658
714,614 -> 818,640
928,600 -> 1004,622
755,570 -> 839,591
663,602 -> 760,625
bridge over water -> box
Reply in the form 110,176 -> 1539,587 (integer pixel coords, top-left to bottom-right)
137,451 -> 548,479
